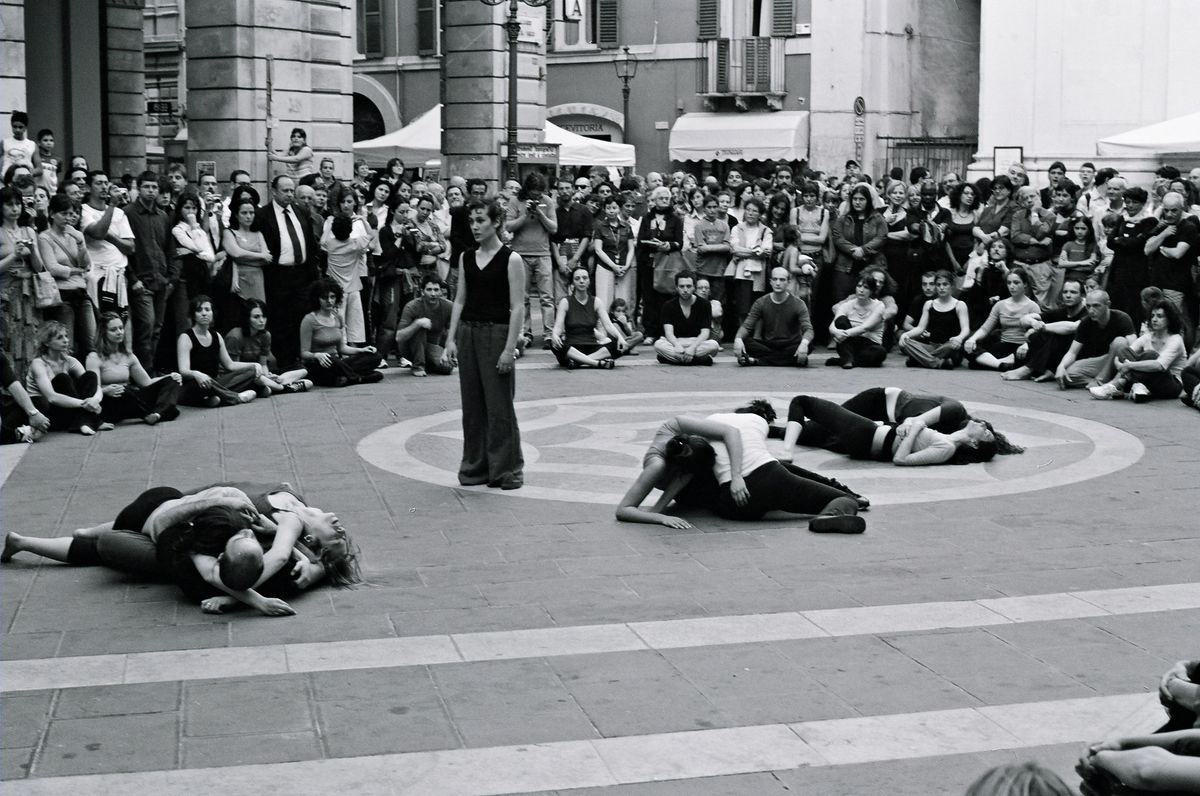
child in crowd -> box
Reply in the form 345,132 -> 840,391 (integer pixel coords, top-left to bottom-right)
694,278 -> 723,345
1059,216 -> 1099,285
607,298 -> 644,353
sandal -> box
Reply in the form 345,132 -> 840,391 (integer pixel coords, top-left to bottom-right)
599,359 -> 615,370
281,379 -> 311,394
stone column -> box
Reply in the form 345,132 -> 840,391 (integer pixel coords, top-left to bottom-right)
105,0 -> 148,177
0,0 -> 26,132
441,0 -> 547,189
185,0 -> 354,186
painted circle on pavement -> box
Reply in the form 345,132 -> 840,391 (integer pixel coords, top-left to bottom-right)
356,391 -> 1144,506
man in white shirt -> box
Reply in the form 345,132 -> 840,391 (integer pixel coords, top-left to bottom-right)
256,176 -> 316,368
80,170 -> 136,329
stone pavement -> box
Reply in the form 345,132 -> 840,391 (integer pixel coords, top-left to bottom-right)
1,344 -> 1198,795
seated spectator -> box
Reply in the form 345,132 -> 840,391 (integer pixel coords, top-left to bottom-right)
0,352 -> 50,443
87,311 -> 181,425
1054,289 -> 1136,389
299,278 -> 383,387
1077,729 -> 1200,795
395,275 -> 454,376
550,266 -> 628,369
25,321 -> 105,435
960,238 -> 1012,328
965,762 -> 1073,796
654,270 -> 719,366
1002,278 -> 1087,381
224,299 -> 312,393
826,275 -> 887,369
607,298 -> 644,352
176,295 -> 264,406
1089,300 -> 1188,402
694,277 -> 723,344
898,269 -> 970,369
900,271 -> 938,334
732,265 -> 813,367
860,265 -> 900,348
1159,658 -> 1200,732
1181,343 -> 1200,411
963,267 -> 1040,370
38,194 -> 95,356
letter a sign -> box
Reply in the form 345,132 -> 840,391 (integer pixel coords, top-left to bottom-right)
562,0 -> 584,21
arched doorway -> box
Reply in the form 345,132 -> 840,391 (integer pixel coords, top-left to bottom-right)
353,94 -> 386,142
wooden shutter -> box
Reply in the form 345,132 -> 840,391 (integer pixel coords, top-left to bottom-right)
771,0 -> 794,37
597,0 -> 620,48
360,0 -> 383,58
697,0 -> 719,40
417,0 -> 437,55
715,38 -> 729,92
745,37 -> 770,90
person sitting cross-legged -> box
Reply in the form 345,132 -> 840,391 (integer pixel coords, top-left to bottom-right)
733,265 -> 813,367
826,275 -> 888,369
1002,278 -> 1087,382
897,269 -> 970,369
1053,288 -> 1136,389
1089,299 -> 1188,402
395,274 -> 454,377
550,266 -> 628,369
653,269 -> 720,366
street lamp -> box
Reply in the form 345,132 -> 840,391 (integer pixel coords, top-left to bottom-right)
481,0 -> 552,182
613,45 -> 639,151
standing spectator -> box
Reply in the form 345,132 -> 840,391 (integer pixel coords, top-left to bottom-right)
592,194 -> 636,309
442,199 -> 526,490
728,197 -> 773,331
268,128 -> 314,179
880,180 -> 920,308
551,177 -> 593,301
1145,192 -> 1198,331
1038,161 -> 1068,209
690,194 -> 732,327
733,265 -> 813,367
1,185 -> 43,380
80,170 -> 134,345
165,163 -> 190,207
944,182 -> 981,277
830,184 -> 886,301
1106,187 -> 1157,323
320,187 -> 372,346
38,194 -> 95,356
1008,185 -> 1056,309
257,175 -> 317,369
654,270 -> 719,366
974,174 -> 1016,249
0,111 -> 40,178
125,170 -> 177,371
35,128 -> 59,196
395,275 -> 454,377
636,186 -> 684,344
221,194 -> 269,314
170,191 -> 218,332
505,172 -> 557,349
219,169 -> 253,224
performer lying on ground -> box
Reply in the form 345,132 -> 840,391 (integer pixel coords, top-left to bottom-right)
617,401 -> 867,533
2,482 -> 360,616
780,394 -> 1023,466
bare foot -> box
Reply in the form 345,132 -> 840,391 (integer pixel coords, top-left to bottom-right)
1032,372 -> 1055,383
237,390 -> 256,403
200,595 -> 238,614
79,425 -> 96,436
98,422 -> 115,431
1001,366 -> 1031,381
144,412 -> 161,425
1,532 -> 22,563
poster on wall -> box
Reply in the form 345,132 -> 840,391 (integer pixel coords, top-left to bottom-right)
993,147 -> 1024,177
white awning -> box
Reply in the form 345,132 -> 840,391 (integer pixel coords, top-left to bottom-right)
1096,111 -> 1200,156
669,111 -> 809,162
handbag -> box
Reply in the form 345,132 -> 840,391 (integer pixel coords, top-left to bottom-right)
652,250 -> 687,294
32,243 -> 63,309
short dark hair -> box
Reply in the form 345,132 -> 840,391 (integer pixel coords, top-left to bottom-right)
10,111 -> 28,126
166,163 -> 186,177
735,399 -> 776,423
270,174 -> 294,190
674,269 -> 696,285
1047,161 -> 1067,173
419,273 -> 443,290
466,198 -> 503,225
47,193 -> 74,215
909,166 -> 929,185
309,277 -> 343,310
1123,186 -> 1148,204
137,170 -> 159,187
189,294 -> 214,318
85,169 -> 108,187
229,169 -> 250,183
1080,162 -> 1096,171
1155,165 -> 1182,180
289,127 -> 307,140
36,128 -> 53,139
331,215 -> 352,240
465,177 -> 488,195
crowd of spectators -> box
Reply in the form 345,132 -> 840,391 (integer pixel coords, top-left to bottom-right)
3,107 -> 1200,444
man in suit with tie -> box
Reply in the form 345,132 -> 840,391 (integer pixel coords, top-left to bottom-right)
257,175 -> 317,368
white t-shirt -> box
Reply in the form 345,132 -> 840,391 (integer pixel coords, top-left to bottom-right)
0,136 -> 36,174
707,412 -> 776,484
79,203 -> 133,271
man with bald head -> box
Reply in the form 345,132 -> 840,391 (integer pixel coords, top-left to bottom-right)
1145,191 -> 1199,328
645,172 -> 664,191
1053,289 -> 1136,389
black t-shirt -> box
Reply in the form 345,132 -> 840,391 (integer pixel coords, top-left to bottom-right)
554,203 -> 595,242
156,521 -> 301,603
661,297 -> 713,338
905,294 -> 933,325
1040,304 -> 1086,325
1148,215 -> 1200,294
1074,310 -> 1134,359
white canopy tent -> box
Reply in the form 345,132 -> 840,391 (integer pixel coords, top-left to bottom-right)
353,105 -> 636,167
1096,111 -> 1200,156
669,111 -> 810,162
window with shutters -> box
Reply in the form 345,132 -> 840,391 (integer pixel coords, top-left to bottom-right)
698,0 -> 796,41
416,0 -> 439,56
357,0 -> 383,58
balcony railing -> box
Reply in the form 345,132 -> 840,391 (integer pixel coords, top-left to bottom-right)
697,36 -> 786,97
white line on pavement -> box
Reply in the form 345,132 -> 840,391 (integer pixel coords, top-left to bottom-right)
4,581 -> 1199,693
0,692 -> 1165,796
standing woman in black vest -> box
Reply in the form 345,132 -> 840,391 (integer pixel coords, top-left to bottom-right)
442,199 -> 526,490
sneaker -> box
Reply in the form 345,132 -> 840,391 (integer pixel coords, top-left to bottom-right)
376,360 -> 390,369
397,357 -> 413,369
237,390 -> 257,403
411,366 -> 427,377
1129,383 -> 1151,403
1088,382 -> 1123,400
14,425 -> 34,443
809,497 -> 866,534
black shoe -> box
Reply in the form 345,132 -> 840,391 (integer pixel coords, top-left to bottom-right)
656,354 -> 671,364
809,496 -> 865,534
693,355 -> 714,366
488,474 -> 524,490
360,370 -> 384,384
905,357 -> 917,367
542,339 -> 553,350
825,357 -> 842,367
